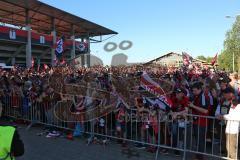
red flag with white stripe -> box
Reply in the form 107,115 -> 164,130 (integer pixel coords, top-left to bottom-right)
211,53 -> 218,66
43,64 -> 49,70
140,71 -> 165,96
140,72 -> 172,109
60,59 -> 66,65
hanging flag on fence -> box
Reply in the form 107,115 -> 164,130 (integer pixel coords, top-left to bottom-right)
182,52 -> 193,66
55,36 -> 65,57
211,53 -> 218,66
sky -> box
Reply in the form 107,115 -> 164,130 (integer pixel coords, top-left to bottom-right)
40,0 -> 240,65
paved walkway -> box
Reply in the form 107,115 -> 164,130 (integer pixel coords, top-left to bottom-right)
12,123 -> 220,160
14,124 -> 178,160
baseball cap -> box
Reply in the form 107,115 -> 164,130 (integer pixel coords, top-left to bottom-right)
174,88 -> 184,94
218,77 -> 230,83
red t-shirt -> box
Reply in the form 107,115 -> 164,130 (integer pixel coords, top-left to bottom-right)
170,95 -> 189,112
116,108 -> 126,124
192,93 -> 209,127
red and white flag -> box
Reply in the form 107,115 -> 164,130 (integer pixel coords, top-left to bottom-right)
140,71 -> 165,96
53,59 -> 58,65
182,52 -> 193,66
60,59 -> 66,65
211,53 -> 218,66
140,72 -> 172,110
154,96 -> 172,111
43,64 -> 49,70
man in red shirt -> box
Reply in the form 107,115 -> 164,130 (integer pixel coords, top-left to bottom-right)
189,82 -> 210,160
170,88 -> 189,156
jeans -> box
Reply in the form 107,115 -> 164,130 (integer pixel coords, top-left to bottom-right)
171,121 -> 191,149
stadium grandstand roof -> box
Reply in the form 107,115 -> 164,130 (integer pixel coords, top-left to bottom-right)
0,0 -> 117,37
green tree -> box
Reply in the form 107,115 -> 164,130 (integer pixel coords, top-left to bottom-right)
196,55 -> 207,61
196,55 -> 213,63
219,16 -> 240,72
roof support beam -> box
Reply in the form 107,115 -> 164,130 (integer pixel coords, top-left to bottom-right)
70,24 -> 75,60
0,10 -> 24,18
0,0 -> 117,38
50,17 -> 56,66
1,1 -> 90,33
0,7 -> 72,34
25,9 -> 32,68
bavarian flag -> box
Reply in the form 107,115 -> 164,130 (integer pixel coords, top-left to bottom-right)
55,36 -> 65,57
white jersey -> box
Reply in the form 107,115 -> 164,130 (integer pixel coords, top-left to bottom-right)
223,104 -> 240,134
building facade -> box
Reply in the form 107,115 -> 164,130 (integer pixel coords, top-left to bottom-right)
145,52 -> 209,67
145,52 -> 183,67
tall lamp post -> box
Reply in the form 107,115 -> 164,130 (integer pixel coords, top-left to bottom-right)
225,15 -> 240,72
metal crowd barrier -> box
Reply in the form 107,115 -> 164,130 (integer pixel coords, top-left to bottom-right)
2,96 -> 240,160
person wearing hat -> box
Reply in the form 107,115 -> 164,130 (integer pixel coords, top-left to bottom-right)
216,87 -> 240,160
170,88 -> 189,156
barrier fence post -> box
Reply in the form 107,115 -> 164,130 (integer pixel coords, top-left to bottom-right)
155,112 -> 160,160
183,116 -> 187,160
4,94 -> 240,160
26,98 -> 35,130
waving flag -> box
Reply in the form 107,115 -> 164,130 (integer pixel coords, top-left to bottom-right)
43,64 -> 49,70
182,52 -> 193,66
140,72 -> 172,110
54,59 -> 58,65
55,36 -> 65,57
155,96 -> 172,111
140,71 -> 165,96
60,59 -> 66,65
144,96 -> 172,112
211,53 -> 218,66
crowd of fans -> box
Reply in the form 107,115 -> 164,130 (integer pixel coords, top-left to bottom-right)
0,64 -> 239,160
